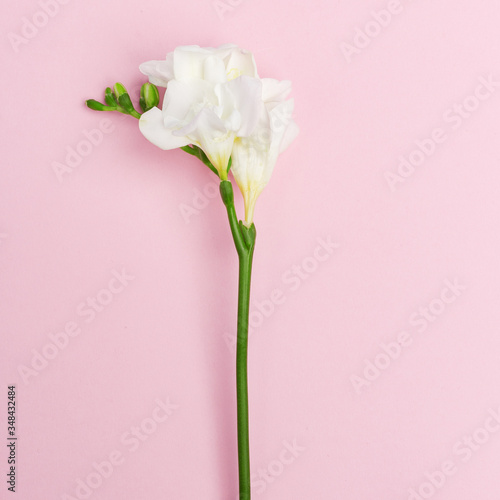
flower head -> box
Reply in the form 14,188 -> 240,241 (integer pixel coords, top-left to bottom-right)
138,44 -> 262,179
137,44 -> 298,223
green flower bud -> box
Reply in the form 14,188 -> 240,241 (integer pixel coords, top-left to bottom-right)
219,180 -> 234,207
139,83 -> 160,112
86,99 -> 110,111
113,82 -> 128,97
114,82 -> 140,118
104,87 -> 118,108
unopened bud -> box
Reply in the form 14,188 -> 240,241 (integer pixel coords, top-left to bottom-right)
104,87 -> 118,108
86,99 -> 109,111
114,82 -> 137,115
219,180 -> 234,207
140,82 -> 160,112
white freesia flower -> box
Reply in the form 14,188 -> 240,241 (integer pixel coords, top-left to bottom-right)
138,44 -> 261,179
139,44 -> 258,86
231,79 -> 299,226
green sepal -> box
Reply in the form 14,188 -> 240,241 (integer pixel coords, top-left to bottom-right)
140,83 -> 160,112
181,145 -> 219,177
239,221 -> 257,249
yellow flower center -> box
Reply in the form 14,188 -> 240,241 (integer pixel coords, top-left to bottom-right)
227,68 -> 242,81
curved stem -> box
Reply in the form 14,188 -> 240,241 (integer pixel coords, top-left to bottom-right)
220,180 -> 256,500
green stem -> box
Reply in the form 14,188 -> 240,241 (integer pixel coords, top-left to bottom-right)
220,180 -> 256,500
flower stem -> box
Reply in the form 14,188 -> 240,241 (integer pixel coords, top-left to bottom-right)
220,180 -> 256,500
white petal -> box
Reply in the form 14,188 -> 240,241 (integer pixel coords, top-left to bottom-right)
139,107 -> 190,150
214,43 -> 239,54
262,78 -> 292,102
174,107 -> 226,137
139,54 -> 174,87
223,76 -> 263,136
224,48 -> 258,79
231,98 -> 297,194
262,99 -> 296,179
231,137 -> 268,225
162,79 -> 215,123
204,56 -> 227,83
230,140 -> 251,188
279,120 -> 299,154
225,109 -> 242,132
269,98 -> 295,137
173,45 -> 213,80
232,137 -> 265,187
175,108 -> 233,171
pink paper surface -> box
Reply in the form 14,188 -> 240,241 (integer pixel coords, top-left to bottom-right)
2,1 -> 500,499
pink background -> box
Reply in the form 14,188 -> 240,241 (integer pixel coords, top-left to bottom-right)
2,1 -> 500,499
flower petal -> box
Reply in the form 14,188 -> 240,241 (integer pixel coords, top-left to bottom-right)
222,76 -> 263,136
266,99 -> 297,169
204,55 -> 227,83
139,53 -> 174,87
224,48 -> 258,79
262,78 -> 292,102
173,45 -> 212,80
139,107 -> 190,150
174,108 -> 233,172
162,79 -> 215,126
279,120 -> 299,154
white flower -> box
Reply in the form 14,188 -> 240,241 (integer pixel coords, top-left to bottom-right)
139,44 -> 258,86
138,44 -> 262,179
230,79 -> 299,226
